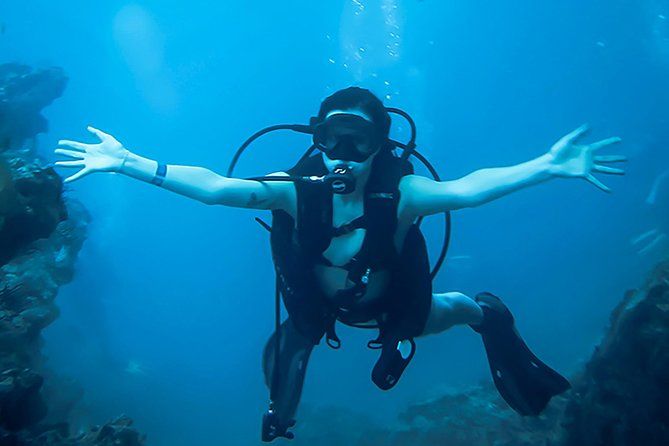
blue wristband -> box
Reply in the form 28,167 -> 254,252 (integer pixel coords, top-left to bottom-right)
151,163 -> 167,186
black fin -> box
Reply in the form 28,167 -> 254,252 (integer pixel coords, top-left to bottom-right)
473,292 -> 571,416
262,411 -> 295,442
262,319 -> 314,442
371,338 -> 416,390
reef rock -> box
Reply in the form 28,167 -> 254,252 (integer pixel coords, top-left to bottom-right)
0,60 -> 81,442
75,415 -> 146,446
293,386 -> 563,446
0,415 -> 146,446
0,67 -> 70,266
0,63 -> 67,151
0,157 -> 68,267
0,62 -> 145,445
394,386 -> 565,446
560,260 -> 669,446
0,198 -> 86,373
0,368 -> 47,432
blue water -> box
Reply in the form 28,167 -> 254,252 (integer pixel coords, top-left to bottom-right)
2,1 -> 668,444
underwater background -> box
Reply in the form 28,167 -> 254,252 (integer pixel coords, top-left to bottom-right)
1,1 -> 668,445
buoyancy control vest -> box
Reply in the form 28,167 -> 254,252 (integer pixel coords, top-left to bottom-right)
270,150 -> 433,348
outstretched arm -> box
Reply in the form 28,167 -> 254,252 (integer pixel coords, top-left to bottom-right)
402,125 -> 625,217
54,126 -> 291,210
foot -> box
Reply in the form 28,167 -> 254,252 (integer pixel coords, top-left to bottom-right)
470,292 -> 514,334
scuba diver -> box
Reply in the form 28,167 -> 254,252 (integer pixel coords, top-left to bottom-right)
54,87 -> 626,442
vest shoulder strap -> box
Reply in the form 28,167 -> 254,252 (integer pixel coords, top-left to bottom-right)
283,151 -> 414,266
362,152 -> 413,268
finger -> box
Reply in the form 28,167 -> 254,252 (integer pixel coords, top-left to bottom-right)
55,160 -> 85,168
594,165 -> 625,175
585,174 -> 611,193
562,124 -> 590,144
590,137 -> 622,151
87,126 -> 110,141
54,148 -> 85,159
57,140 -> 88,151
64,168 -> 91,183
595,155 -> 627,163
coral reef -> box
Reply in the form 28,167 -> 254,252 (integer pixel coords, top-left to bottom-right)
0,200 -> 83,372
292,387 -> 564,446
292,260 -> 669,446
0,368 -> 47,432
0,156 -> 68,266
1,415 -> 146,446
393,386 -> 566,446
560,260 -> 669,446
0,63 -> 69,266
0,63 -> 144,445
0,63 -> 67,151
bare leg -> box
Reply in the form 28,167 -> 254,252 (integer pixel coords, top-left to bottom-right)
419,291 -> 483,337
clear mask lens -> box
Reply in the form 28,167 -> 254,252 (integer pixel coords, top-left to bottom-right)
313,114 -> 380,162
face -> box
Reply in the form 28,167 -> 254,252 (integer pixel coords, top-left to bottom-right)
316,107 -> 382,177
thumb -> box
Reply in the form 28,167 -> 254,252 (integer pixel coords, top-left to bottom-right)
87,126 -> 111,141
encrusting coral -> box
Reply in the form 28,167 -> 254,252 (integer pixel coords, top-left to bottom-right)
0,63 -> 145,446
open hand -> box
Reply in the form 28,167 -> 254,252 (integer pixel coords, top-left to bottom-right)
548,124 -> 625,192
54,126 -> 129,183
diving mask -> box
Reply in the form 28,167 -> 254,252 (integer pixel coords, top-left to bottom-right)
312,113 -> 383,162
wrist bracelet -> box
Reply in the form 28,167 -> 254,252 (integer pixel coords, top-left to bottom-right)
151,163 -> 167,186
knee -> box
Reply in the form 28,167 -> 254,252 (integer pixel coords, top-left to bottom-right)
433,291 -> 472,309
435,291 -> 470,301
433,291 -> 482,325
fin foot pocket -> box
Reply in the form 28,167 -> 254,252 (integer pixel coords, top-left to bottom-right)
473,292 -> 571,416
371,338 -> 416,390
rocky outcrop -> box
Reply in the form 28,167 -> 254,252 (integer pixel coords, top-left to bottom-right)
0,63 -> 145,445
293,387 -> 564,446
0,63 -> 67,151
0,64 -> 69,266
0,157 -> 68,266
0,195 -> 85,371
560,260 -> 669,446
394,386 -> 566,446
1,415 -> 146,446
0,369 -> 47,432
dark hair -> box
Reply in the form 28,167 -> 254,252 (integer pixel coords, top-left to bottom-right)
317,87 -> 391,138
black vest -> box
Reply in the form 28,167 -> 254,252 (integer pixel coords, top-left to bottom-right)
270,151 -> 432,346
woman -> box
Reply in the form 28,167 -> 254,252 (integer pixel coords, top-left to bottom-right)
55,87 -> 625,441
